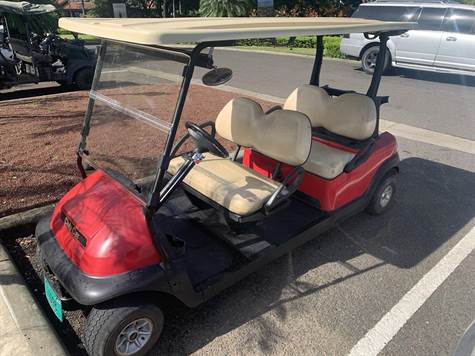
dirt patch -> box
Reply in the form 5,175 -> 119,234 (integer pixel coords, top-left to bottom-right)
0,86 -> 273,217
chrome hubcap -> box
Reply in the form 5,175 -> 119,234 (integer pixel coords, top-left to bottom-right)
115,318 -> 153,356
380,185 -> 393,208
365,50 -> 378,69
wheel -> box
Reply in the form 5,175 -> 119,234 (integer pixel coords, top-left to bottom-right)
74,67 -> 94,90
84,297 -> 164,356
361,45 -> 391,75
366,174 -> 397,215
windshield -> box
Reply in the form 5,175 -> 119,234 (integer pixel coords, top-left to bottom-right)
82,41 -> 189,203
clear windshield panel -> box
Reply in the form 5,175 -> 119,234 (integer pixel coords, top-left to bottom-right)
83,42 -> 189,203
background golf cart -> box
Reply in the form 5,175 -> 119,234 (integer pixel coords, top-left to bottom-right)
0,1 -> 96,90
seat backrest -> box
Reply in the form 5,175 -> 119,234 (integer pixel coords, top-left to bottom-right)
215,97 -> 312,166
283,85 -> 377,141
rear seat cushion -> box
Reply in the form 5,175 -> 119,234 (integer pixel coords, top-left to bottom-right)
283,85 -> 329,127
303,140 -> 355,179
283,85 -> 377,141
215,97 -> 312,166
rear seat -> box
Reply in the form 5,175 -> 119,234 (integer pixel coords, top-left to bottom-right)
283,85 -> 377,179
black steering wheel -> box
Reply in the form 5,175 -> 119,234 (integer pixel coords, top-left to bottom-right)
185,121 -> 228,158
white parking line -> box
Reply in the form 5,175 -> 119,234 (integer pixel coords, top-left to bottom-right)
380,120 -> 475,155
349,225 -> 475,356
128,66 -> 475,155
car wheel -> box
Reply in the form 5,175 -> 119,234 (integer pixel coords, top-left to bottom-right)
84,297 -> 164,356
361,46 -> 391,75
74,68 -> 94,90
366,173 -> 397,215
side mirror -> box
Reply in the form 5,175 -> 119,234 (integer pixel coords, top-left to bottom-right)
202,67 -> 233,86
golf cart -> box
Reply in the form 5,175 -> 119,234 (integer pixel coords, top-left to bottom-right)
0,1 -> 96,90
35,17 -> 413,356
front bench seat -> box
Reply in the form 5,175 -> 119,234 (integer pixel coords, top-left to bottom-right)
168,97 -> 312,216
283,85 -> 376,179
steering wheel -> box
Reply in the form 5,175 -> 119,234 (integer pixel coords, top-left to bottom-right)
185,121 -> 228,158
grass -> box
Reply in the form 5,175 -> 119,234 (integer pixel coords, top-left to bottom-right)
236,36 -> 345,59
59,33 -> 97,41
57,29 -> 96,41
235,45 -> 317,56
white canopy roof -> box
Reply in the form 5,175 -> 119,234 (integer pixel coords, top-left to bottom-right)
59,17 -> 414,45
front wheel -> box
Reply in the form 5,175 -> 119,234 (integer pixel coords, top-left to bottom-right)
84,297 -> 164,356
361,46 -> 391,75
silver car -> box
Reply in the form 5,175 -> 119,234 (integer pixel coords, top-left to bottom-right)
340,0 -> 475,76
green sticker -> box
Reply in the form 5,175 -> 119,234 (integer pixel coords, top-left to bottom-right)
44,277 -> 63,322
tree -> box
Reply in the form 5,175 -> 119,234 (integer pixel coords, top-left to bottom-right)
89,0 -> 115,17
90,0 -> 161,17
199,0 -> 254,17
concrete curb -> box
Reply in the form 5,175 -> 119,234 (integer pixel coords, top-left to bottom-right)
0,204 -> 55,236
220,46 -> 357,64
0,90 -> 80,105
0,244 -> 68,355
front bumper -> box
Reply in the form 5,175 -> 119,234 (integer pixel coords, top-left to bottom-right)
35,216 -> 172,306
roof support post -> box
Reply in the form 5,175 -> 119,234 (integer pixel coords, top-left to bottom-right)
366,33 -> 389,98
148,40 -> 237,211
309,35 -> 324,86
77,40 -> 107,178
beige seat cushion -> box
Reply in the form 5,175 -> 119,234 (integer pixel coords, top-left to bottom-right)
303,141 -> 355,179
215,97 -> 312,166
168,153 -> 281,216
284,85 -> 377,141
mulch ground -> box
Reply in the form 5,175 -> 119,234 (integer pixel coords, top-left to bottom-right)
2,234 -> 88,355
0,85 -> 273,217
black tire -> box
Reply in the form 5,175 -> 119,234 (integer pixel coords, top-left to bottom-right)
74,67 -> 94,90
361,45 -> 391,75
84,297 -> 164,356
366,174 -> 397,215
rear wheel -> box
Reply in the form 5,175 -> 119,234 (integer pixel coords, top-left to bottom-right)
74,67 -> 94,90
361,45 -> 391,75
84,297 -> 164,356
366,173 -> 397,215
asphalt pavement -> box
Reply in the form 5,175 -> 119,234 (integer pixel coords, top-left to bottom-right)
2,49 -> 474,356
208,49 -> 475,141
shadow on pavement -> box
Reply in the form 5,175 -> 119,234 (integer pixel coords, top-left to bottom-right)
389,68 -> 475,87
153,157 -> 475,355
352,65 -> 475,87
0,83 -> 76,101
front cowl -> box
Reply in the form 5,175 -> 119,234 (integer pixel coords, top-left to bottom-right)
50,170 -> 161,277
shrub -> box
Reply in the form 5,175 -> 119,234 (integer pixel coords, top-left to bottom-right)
323,36 -> 344,58
237,36 -> 344,58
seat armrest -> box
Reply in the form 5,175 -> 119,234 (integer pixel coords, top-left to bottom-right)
264,166 -> 305,214
343,139 -> 376,173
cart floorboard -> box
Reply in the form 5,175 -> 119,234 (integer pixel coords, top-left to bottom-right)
154,190 -> 325,286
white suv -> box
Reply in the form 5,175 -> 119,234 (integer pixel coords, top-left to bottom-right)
340,1 -> 475,76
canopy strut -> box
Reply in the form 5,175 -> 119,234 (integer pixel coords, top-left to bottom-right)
309,36 -> 324,86
367,33 -> 389,98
